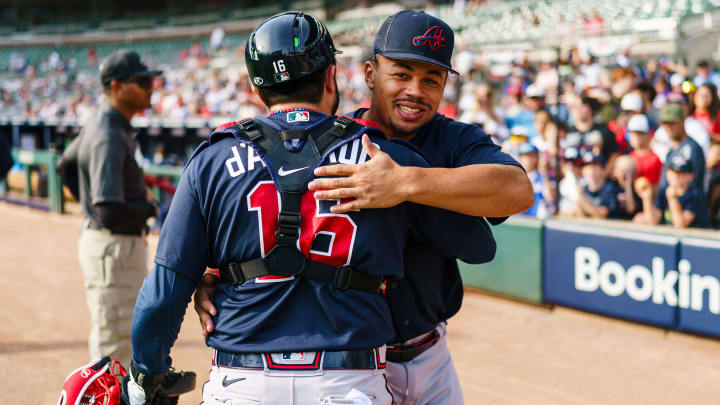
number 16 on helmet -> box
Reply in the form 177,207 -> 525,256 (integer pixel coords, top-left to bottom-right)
245,11 -> 341,88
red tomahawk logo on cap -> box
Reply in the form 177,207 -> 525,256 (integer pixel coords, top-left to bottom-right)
412,26 -> 446,51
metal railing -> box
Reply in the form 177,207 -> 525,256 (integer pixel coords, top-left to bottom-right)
4,148 -> 64,213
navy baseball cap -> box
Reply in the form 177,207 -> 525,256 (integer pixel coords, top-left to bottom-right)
373,10 -> 458,74
667,154 -> 694,172
100,49 -> 162,86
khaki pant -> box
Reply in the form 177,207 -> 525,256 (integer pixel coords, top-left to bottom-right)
78,226 -> 148,368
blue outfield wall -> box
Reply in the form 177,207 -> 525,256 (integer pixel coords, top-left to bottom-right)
677,237 -> 720,337
467,217 -> 720,338
543,221 -> 680,329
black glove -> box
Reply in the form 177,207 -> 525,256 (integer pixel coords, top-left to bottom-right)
121,365 -> 197,405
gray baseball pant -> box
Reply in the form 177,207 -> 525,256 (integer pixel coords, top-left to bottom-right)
385,323 -> 464,405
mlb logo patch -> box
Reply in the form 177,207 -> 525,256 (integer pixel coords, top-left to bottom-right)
275,72 -> 290,82
286,111 -> 310,123
267,351 -> 319,369
282,352 -> 305,360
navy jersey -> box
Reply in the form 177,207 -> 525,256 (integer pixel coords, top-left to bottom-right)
660,137 -> 706,193
611,180 -> 642,220
584,181 -> 619,216
135,110 -> 494,370
655,185 -> 711,228
352,109 -> 521,341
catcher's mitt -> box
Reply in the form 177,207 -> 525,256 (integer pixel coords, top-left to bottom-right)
58,357 -> 196,405
58,357 -> 126,405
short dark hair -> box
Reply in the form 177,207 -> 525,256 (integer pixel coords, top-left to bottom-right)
635,80 -> 657,102
255,64 -> 331,107
546,117 -> 568,134
580,95 -> 601,113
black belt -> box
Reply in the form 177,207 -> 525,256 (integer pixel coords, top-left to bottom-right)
86,220 -> 144,236
386,329 -> 440,363
213,348 -> 384,370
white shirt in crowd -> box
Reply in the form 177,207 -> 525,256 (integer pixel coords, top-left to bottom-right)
652,117 -> 710,162
558,171 -> 582,214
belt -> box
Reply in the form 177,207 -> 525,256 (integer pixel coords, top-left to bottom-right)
86,220 -> 145,236
213,348 -> 385,371
386,329 -> 440,363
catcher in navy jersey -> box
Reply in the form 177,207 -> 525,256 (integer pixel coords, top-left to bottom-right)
126,11 -> 496,405
195,10 -> 533,405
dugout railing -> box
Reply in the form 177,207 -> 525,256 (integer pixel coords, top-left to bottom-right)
0,147 -> 64,213
0,118 -> 195,212
0,148 -> 184,214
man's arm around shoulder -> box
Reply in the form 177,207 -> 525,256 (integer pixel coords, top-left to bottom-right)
309,135 -> 534,217
401,163 -> 534,217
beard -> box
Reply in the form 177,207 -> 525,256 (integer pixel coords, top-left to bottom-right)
386,116 -> 422,138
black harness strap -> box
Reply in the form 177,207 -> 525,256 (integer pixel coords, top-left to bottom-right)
218,116 -> 384,294
236,118 -> 272,152
220,259 -> 384,293
312,116 -> 360,152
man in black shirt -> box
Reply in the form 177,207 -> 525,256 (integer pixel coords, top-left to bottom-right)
567,95 -> 620,165
58,49 -> 161,368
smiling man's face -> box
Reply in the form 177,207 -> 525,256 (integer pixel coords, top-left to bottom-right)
365,54 -> 448,139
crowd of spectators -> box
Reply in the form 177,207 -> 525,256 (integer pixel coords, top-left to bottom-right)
465,54 -> 720,230
2,29 -> 720,229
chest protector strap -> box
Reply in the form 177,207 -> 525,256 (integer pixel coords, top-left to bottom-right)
218,116 -> 384,294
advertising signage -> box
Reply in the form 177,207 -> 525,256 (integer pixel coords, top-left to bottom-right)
544,221 -> 680,329
677,237 -> 720,337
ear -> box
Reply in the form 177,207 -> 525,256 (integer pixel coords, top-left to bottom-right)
364,60 -> 376,91
325,64 -> 337,95
110,79 -> 121,93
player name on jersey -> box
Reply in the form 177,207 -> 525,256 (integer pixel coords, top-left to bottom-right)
225,137 -> 376,178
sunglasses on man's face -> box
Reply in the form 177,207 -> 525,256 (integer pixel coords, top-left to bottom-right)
122,76 -> 154,90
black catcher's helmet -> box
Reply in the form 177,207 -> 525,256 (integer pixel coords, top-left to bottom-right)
245,11 -> 340,88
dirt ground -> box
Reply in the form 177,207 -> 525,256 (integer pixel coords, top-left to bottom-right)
2,202 -> 720,405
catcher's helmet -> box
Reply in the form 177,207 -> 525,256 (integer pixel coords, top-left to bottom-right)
245,11 -> 340,88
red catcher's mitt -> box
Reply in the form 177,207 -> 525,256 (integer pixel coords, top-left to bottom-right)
58,357 -> 126,405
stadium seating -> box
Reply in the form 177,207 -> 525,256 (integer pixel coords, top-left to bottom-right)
325,0 -> 720,46
4,0 -> 720,75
